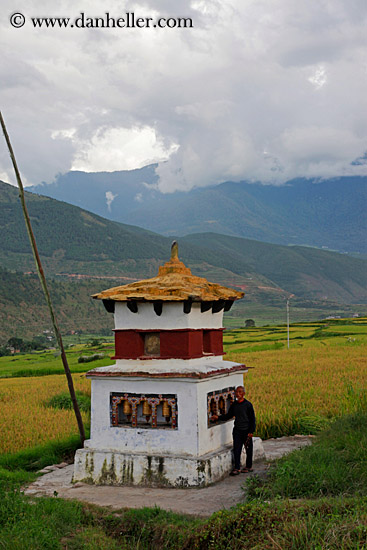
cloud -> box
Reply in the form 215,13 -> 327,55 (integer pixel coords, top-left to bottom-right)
105,190 -> 117,211
308,66 -> 327,90
0,0 -> 367,191
70,126 -> 177,172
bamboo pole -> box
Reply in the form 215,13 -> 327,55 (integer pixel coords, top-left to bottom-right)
0,111 -> 86,444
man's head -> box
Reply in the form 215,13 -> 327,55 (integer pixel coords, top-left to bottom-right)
235,386 -> 245,401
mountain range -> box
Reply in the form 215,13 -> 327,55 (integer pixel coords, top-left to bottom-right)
29,166 -> 367,254
1,179 -> 366,340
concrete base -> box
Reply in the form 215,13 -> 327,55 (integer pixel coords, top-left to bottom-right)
73,437 -> 264,488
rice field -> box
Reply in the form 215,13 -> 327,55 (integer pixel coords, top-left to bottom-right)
0,374 -> 90,454
227,318 -> 367,437
0,318 -> 366,453
0,342 -> 115,378
232,345 -> 367,437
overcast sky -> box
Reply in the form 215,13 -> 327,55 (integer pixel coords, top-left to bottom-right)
1,0 -> 367,192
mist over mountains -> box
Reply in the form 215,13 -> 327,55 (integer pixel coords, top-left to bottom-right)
1,178 -> 366,338
1,180 -> 366,304
29,166 -> 367,255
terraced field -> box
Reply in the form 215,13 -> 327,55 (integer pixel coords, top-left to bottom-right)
0,318 -> 365,452
226,318 -> 367,438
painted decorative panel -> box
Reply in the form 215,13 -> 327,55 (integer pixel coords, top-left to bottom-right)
207,387 -> 235,427
144,333 -> 160,356
110,392 -> 178,430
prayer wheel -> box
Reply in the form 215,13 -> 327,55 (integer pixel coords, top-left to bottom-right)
123,399 -> 132,420
162,400 -> 171,422
210,398 -> 218,416
218,396 -> 225,415
142,400 -> 152,421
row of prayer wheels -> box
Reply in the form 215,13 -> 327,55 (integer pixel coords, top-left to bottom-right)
210,395 -> 231,416
122,399 -> 172,422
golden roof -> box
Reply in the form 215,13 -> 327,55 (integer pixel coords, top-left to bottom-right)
93,242 -> 244,303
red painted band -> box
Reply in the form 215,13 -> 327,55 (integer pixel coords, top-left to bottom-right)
113,328 -> 224,360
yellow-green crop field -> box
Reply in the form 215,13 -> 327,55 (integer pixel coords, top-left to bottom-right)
0,318 -> 366,453
226,318 -> 367,438
0,374 -> 90,454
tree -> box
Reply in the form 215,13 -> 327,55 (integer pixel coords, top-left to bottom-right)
0,346 -> 9,357
89,338 -> 101,348
7,337 -> 24,350
245,319 -> 255,328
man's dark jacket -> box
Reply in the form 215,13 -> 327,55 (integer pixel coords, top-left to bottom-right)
218,398 -> 256,432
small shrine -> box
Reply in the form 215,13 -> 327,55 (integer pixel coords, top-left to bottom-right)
73,242 -> 248,487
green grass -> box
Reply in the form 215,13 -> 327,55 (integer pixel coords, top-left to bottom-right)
0,319 -> 366,547
0,434 -> 85,484
0,482 -> 90,550
223,317 -> 367,354
224,302 -> 367,328
247,412 -> 367,501
0,410 -> 366,549
45,390 -> 91,413
1,489 -> 366,549
0,342 -> 115,378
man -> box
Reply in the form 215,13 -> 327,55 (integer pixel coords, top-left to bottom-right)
211,386 -> 255,476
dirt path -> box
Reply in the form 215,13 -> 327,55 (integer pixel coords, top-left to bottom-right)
24,436 -> 312,517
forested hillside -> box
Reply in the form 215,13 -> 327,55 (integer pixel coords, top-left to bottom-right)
29,168 -> 367,254
0,267 -> 114,343
2,180 -> 367,302
1,180 -> 366,340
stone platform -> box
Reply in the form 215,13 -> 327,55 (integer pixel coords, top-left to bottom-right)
73,437 -> 265,487
25,436 -> 312,516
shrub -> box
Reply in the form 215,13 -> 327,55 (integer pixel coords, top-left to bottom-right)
46,391 -> 91,413
78,353 -> 104,363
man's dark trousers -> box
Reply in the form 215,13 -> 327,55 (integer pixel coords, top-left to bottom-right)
233,428 -> 253,470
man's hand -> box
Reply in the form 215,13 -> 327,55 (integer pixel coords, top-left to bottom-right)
245,433 -> 253,449
211,415 -> 218,422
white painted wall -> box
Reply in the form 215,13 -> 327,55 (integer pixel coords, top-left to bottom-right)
88,377 -> 199,456
114,302 -> 223,330
196,373 -> 244,455
87,372 -> 245,457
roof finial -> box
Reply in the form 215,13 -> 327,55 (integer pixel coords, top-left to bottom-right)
171,240 -> 179,260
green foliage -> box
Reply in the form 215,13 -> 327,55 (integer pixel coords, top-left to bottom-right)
232,341 -> 284,353
344,383 -> 367,412
0,484 -> 366,549
224,317 -> 367,354
1,335 -> 51,355
182,231 -> 367,303
296,414 -> 332,434
0,342 -> 113,378
247,412 -> 367,501
0,181 -> 170,262
78,353 -> 105,363
0,265 -> 115,343
1,402 -> 367,548
0,434 -> 86,483
64,526 -> 122,550
31,170 -> 366,255
0,481 -> 86,550
46,391 -> 91,413
1,180 -> 366,335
